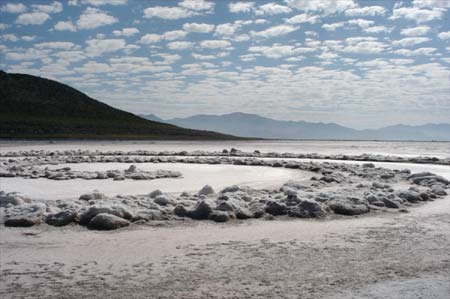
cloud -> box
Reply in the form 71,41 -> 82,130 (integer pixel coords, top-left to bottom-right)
364,26 -> 390,34
251,24 -> 298,38
77,0 -> 128,6
16,12 -> 50,25
54,20 -> 76,32
183,22 -> 215,33
199,40 -> 231,49
167,41 -> 195,50
437,31 -> 450,40
1,3 -> 27,13
32,2 -> 63,14
5,48 -> 50,61
249,44 -> 314,58
139,34 -> 162,44
347,19 -> 374,29
143,6 -> 193,19
178,0 -> 215,11
163,30 -> 188,40
341,37 -> 388,54
284,0 -> 357,15
215,22 -> 241,36
1,34 -> 18,42
391,6 -> 444,23
35,42 -> 76,50
400,26 -> 431,36
74,61 -> 111,73
113,27 -> 140,37
0,23 -> 9,30
286,13 -> 319,24
412,0 -> 450,9
77,7 -> 118,29
229,2 -> 255,13
85,38 -> 126,56
344,6 -> 386,16
257,2 -> 292,15
139,30 -> 187,44
22,35 -> 36,41
392,37 -> 430,47
54,50 -> 86,62
322,22 -> 345,31
393,47 -> 437,56
192,53 -> 218,60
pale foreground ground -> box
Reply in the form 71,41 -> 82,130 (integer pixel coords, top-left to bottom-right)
1,196 -> 449,299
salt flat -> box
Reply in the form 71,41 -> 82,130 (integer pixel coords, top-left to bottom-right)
1,140 -> 449,299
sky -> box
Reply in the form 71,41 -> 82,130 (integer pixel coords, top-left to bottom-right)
0,0 -> 449,129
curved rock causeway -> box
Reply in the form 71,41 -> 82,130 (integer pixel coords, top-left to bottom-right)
1,149 -> 448,230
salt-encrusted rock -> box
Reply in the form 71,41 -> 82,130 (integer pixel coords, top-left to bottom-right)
320,176 -> 340,183
328,198 -> 369,216
87,213 -> 130,230
215,200 -> 234,212
173,205 -> 187,217
5,216 -> 40,227
79,205 -> 133,225
382,198 -> 401,209
265,201 -> 287,216
236,208 -> 253,219
210,211 -> 230,222
362,163 -> 375,168
380,173 -> 395,179
419,192 -> 430,201
288,199 -> 326,218
198,185 -> 215,196
154,195 -> 171,206
125,165 -> 137,173
397,191 -> 421,203
221,185 -> 240,193
407,172 -> 436,180
79,191 -> 107,201
412,175 -> 449,185
431,187 -> 447,196
0,194 -> 25,207
45,210 -> 77,227
4,204 -> 45,227
149,189 -> 163,198
187,200 -> 214,220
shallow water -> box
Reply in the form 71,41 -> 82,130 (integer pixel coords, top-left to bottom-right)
1,140 -> 449,158
1,163 -> 309,200
1,140 -> 449,200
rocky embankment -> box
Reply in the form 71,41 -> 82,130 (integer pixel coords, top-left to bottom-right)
0,164 -> 182,181
0,148 -> 448,165
1,148 -> 449,230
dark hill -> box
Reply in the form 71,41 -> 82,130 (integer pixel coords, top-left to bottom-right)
0,71 -> 238,140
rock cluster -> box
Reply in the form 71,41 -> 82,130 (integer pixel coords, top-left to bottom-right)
1,167 -> 448,230
1,148 -> 448,165
0,164 -> 182,181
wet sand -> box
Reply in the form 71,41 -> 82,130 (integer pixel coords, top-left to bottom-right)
1,196 -> 449,299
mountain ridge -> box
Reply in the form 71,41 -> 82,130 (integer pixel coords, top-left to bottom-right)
140,112 -> 450,141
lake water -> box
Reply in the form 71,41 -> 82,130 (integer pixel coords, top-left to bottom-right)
1,163 -> 309,200
1,140 -> 449,200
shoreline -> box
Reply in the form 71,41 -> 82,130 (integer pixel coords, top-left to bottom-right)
2,196 -> 449,298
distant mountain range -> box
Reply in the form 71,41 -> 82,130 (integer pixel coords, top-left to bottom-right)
141,112 -> 450,141
0,71 -> 238,140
